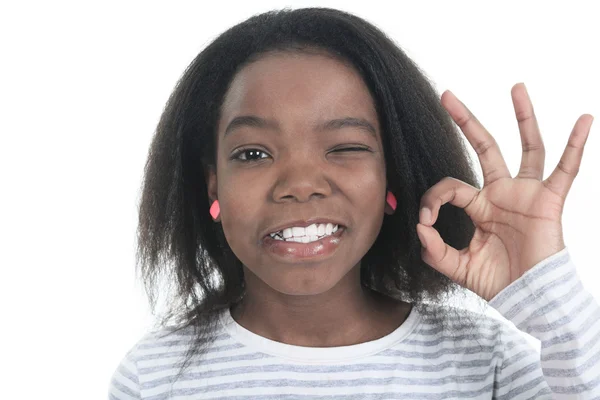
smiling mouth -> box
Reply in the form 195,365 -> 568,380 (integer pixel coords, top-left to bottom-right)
267,223 -> 342,244
261,224 -> 346,261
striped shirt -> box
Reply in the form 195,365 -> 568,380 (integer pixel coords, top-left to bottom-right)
109,247 -> 600,399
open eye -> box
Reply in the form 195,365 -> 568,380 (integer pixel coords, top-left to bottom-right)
231,148 -> 270,162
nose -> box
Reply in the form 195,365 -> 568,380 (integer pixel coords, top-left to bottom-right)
271,153 -> 332,203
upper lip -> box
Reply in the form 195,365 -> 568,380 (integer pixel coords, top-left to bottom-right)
264,218 -> 346,237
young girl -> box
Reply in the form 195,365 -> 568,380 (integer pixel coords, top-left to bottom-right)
109,7 -> 599,399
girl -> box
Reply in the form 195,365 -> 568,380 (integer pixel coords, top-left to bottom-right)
109,7 -> 599,399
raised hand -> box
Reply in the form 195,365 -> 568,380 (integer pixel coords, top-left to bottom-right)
416,83 -> 594,301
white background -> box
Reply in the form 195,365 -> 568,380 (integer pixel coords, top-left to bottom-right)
1,1 -> 599,398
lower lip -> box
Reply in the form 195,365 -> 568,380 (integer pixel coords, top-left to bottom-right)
261,227 -> 346,261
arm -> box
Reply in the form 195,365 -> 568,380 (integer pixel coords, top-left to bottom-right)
489,247 -> 600,399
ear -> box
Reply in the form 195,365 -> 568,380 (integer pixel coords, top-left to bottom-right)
206,165 -> 220,221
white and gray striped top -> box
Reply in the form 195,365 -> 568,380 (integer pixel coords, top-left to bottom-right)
109,247 -> 600,399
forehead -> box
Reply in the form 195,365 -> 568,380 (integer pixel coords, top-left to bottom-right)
219,51 -> 379,129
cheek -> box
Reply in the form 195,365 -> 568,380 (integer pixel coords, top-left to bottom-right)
345,160 -> 386,204
218,171 -> 263,251
343,160 -> 387,237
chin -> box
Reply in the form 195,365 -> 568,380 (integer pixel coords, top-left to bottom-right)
265,267 -> 349,297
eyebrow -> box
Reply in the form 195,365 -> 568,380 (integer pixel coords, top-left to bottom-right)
223,115 -> 377,138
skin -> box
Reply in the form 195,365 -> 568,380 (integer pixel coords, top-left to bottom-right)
206,50 -> 411,347
417,86 -> 593,301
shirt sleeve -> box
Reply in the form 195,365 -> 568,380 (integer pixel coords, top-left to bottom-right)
488,247 -> 600,399
108,346 -> 142,400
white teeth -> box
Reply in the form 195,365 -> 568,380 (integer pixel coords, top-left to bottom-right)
305,224 -> 318,236
269,223 -> 341,242
292,227 -> 305,237
317,224 -> 325,236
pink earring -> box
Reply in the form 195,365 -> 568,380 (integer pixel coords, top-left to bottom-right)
209,200 -> 220,220
386,191 -> 397,211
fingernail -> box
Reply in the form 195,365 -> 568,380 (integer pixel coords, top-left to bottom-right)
420,208 -> 432,225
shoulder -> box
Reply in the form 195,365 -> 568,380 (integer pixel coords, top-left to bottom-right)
114,309 -> 233,368
410,302 -> 535,353
415,303 -> 505,332
108,321 -> 226,399
119,322 -> 212,366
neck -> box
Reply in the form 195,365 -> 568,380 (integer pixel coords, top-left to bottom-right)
230,265 -> 410,347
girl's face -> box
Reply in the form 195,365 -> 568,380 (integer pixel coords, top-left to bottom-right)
209,51 -> 388,296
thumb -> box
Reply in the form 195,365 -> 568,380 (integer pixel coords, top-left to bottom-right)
416,223 -> 464,285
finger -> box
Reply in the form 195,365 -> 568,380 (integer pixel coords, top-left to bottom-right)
416,222 -> 469,286
441,90 -> 511,186
419,177 -> 480,226
512,83 -> 545,180
417,177 -> 480,286
544,114 -> 594,199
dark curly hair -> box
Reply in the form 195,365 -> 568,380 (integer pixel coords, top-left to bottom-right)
136,7 -> 480,382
